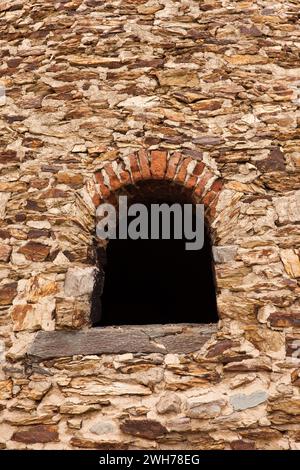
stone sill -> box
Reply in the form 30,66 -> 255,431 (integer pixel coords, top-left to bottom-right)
28,323 -> 218,362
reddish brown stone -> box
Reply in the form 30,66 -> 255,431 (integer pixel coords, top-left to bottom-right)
18,241 -> 50,262
0,150 -> 19,164
11,304 -> 34,330
55,71 -> 99,82
56,172 -> 84,187
240,428 -> 282,440
269,312 -> 300,328
0,244 -> 12,262
70,437 -> 129,450
292,370 -> 300,387
0,282 -> 17,305
256,147 -> 285,173
28,229 -> 50,239
0,229 -> 10,239
230,440 -> 256,450
120,419 -> 167,440
150,150 -> 167,179
12,425 -> 59,444
165,152 -> 182,180
138,150 -> 151,179
206,340 -> 236,358
30,179 -> 49,190
193,99 -> 223,111
39,188 -> 68,199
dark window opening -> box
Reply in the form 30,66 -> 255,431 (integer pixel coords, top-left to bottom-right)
91,182 -> 219,327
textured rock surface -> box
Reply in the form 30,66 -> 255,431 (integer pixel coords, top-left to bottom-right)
0,0 -> 299,451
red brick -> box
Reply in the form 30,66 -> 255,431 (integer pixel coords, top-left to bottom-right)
92,192 -> 102,207
193,170 -> 214,198
165,152 -> 181,180
117,159 -> 131,186
138,149 -> 151,179
192,161 -> 205,177
202,190 -> 218,207
128,154 -> 142,182
103,163 -> 121,191
184,161 -> 205,189
174,157 -> 193,185
206,194 -> 220,221
94,171 -> 110,199
210,178 -> 223,193
185,174 -> 198,190
103,192 -> 119,207
150,150 -> 167,179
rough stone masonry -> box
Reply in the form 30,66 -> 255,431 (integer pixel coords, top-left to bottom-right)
0,0 -> 300,450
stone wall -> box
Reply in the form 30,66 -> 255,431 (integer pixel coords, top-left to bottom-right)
0,0 -> 300,450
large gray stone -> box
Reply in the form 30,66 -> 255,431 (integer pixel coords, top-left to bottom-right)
90,421 -> 117,435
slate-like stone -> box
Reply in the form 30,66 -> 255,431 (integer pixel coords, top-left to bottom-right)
120,419 -> 167,440
230,391 -> 268,411
28,325 -> 217,360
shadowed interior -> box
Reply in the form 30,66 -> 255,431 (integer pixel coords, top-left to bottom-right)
92,181 -> 219,326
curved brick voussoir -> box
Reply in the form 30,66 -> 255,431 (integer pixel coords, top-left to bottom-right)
93,150 -> 223,216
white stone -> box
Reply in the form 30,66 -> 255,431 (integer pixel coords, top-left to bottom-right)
164,354 -> 180,365
257,304 -> 277,324
0,85 -> 6,106
280,249 -> 300,278
273,191 -> 300,224
117,95 -> 159,109
64,267 -> 97,297
0,193 -> 10,219
213,245 -> 238,263
6,333 -> 34,361
11,299 -> 56,332
53,252 -> 70,266
90,421 -> 117,435
156,393 -> 181,414
186,396 -> 226,419
135,367 -> 164,386
26,220 -> 51,229
72,144 -> 86,153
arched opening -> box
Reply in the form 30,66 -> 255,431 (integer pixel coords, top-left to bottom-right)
91,181 -> 219,326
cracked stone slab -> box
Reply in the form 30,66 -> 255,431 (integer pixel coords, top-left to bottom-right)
27,324 -> 217,361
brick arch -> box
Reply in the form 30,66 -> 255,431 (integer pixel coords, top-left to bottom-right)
92,149 -> 223,222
